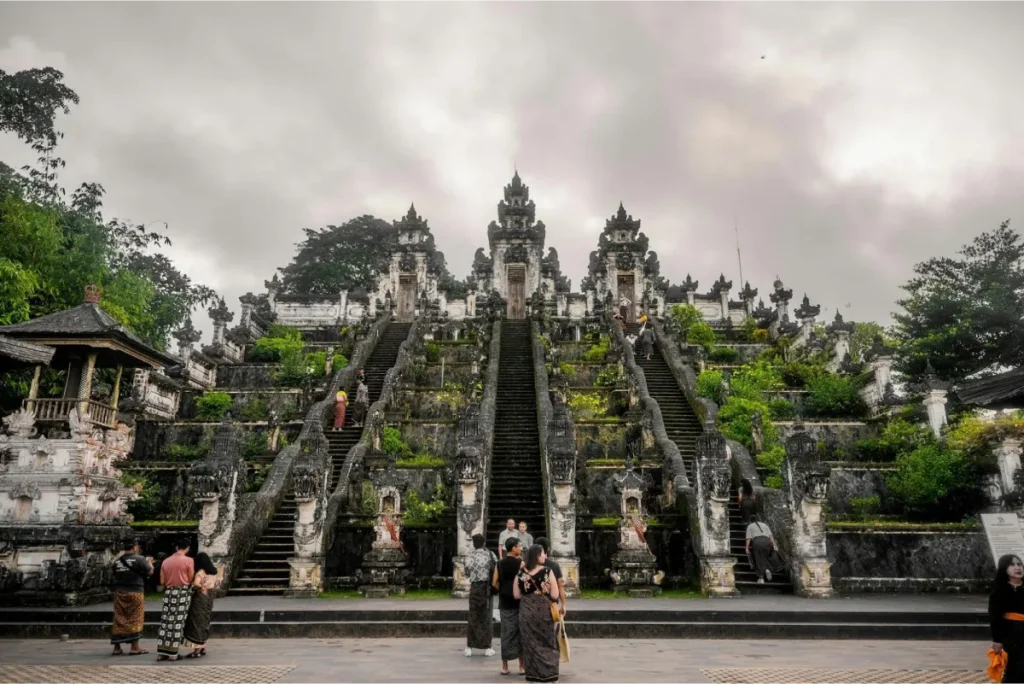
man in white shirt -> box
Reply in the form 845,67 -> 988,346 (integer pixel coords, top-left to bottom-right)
497,519 -> 518,559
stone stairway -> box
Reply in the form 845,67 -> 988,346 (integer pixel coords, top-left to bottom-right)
627,323 -> 701,482
228,322 -> 412,596
486,319 -> 547,549
728,499 -> 792,593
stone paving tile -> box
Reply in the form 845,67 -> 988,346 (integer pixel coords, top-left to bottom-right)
701,669 -> 986,683
0,665 -> 293,684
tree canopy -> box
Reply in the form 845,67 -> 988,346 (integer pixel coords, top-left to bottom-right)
0,67 -> 216,350
893,221 -> 1024,382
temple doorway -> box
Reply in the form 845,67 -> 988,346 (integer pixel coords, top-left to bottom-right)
397,275 -> 417,322
617,274 -> 636,322
507,265 -> 526,319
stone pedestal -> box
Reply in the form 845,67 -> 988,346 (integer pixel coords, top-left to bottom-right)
358,548 -> 408,598
285,558 -> 322,598
700,556 -> 739,597
555,556 -> 580,598
609,548 -> 663,598
451,558 -> 470,598
792,558 -> 833,598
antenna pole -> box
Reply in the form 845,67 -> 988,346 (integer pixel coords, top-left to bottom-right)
734,215 -> 745,287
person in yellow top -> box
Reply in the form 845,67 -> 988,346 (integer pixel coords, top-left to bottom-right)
638,312 -> 648,326
333,390 -> 348,430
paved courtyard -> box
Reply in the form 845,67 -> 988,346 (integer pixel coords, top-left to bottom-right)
0,638 -> 992,683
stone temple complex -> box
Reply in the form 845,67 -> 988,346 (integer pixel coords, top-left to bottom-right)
0,171 -> 1004,606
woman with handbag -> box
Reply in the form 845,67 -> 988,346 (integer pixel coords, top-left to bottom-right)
513,544 -> 561,683
182,553 -> 219,658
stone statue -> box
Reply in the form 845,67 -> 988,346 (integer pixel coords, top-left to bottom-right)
750,410 -> 764,457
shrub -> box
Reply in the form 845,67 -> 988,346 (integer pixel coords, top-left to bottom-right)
239,396 -> 269,421
581,336 -> 610,363
781,362 -> 824,389
854,419 -> 932,462
403,483 -> 449,524
738,317 -> 759,342
250,324 -> 304,362
756,444 -> 786,486
767,398 -> 796,421
360,480 -> 378,516
195,391 -> 232,421
717,397 -> 776,449
332,353 -> 349,372
396,453 -> 447,468
730,359 -> 783,401
752,329 -> 770,344
164,442 -> 208,461
567,391 -> 608,420
849,495 -> 881,519
245,465 -> 268,493
436,382 -> 467,410
669,304 -> 701,332
274,348 -> 315,386
686,322 -> 716,350
241,431 -> 268,459
885,442 -> 975,520
696,370 -> 724,404
594,365 -> 622,388
558,361 -> 576,377
805,374 -> 867,419
381,426 -> 413,459
709,346 -> 739,363
425,343 -> 441,363
120,472 -> 161,520
304,351 -> 327,376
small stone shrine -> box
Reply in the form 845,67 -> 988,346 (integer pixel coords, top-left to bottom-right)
607,454 -> 663,597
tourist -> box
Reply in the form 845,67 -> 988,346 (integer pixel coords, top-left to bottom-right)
333,389 -> 348,431
182,552 -> 219,659
498,518 -> 518,559
744,515 -> 778,585
638,311 -> 648,326
109,539 -> 153,656
517,521 -> 534,551
493,537 -> 525,675
990,554 -> 1024,682
618,296 -> 631,320
464,533 -> 497,658
738,479 -> 756,524
638,326 -> 655,360
353,379 -> 369,427
536,537 -> 567,618
514,544 -> 560,683
156,538 -> 195,661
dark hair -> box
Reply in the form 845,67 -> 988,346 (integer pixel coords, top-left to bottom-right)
194,552 -> 218,576
122,539 -> 138,552
472,534 -> 485,550
741,479 -> 753,497
536,537 -> 550,553
996,554 -> 1023,587
524,544 -> 545,571
505,536 -> 521,552
175,537 -> 191,551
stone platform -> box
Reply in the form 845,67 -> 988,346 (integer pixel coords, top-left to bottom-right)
0,594 -> 986,640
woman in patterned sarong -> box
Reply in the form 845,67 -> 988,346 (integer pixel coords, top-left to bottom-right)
464,534 -> 497,657
156,538 -> 195,661
109,540 -> 153,655
183,552 -> 219,658
514,544 -> 560,683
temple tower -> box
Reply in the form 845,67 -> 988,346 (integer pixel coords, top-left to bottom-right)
583,203 -> 665,320
379,204 -> 437,322
486,172 -> 546,319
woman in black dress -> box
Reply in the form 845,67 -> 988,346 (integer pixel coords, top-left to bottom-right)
738,479 -> 756,524
991,554 -> 1024,682
513,544 -> 560,683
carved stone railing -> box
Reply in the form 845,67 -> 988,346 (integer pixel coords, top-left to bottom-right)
322,316 -> 422,567
217,313 -> 392,593
452,320 -> 501,597
26,398 -> 116,430
605,314 -> 691,496
532,320 -> 580,595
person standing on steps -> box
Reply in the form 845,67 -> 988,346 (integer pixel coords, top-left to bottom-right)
465,534 -> 497,658
517,521 -> 534,552
498,519 -> 518,559
536,537 -> 567,618
333,390 -> 348,431
745,515 -> 779,585
353,378 -> 369,428
638,325 -> 655,361
109,539 -> 153,656
156,538 -> 195,661
738,479 -> 756,524
618,295 -> 631,321
494,537 -> 525,676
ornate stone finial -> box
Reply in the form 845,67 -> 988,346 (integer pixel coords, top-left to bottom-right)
710,274 -> 733,297
740,282 -> 758,301
605,202 -> 642,237
84,284 -> 101,304
914,359 -> 952,393
3,408 -> 37,439
173,318 -> 202,349
682,274 -> 699,293
208,297 -> 234,324
827,309 -> 856,335
265,273 -> 282,292
864,333 -> 895,362
794,294 -> 820,319
770,280 -> 793,305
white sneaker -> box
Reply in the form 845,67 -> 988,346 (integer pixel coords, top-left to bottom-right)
765,570 -> 772,582
757,578 -> 765,584
464,648 -> 473,657
484,649 -> 495,657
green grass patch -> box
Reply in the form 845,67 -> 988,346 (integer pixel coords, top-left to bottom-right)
578,588 -> 702,600
317,590 -> 362,599
130,520 -> 198,529
395,454 -> 447,468
827,520 -> 979,531
145,593 -> 162,602
591,517 -> 619,527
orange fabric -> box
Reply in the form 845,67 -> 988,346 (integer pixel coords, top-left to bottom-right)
1005,612 -> 1024,621
988,648 -> 1007,682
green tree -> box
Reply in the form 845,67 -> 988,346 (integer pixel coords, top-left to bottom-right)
893,221 -> 1024,382
0,67 -> 79,147
278,216 -> 397,295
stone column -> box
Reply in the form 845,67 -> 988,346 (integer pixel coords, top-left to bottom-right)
340,290 -> 349,324
923,389 -> 948,438
111,365 -> 124,411
694,431 -> 737,597
26,365 -> 41,413
827,330 -> 851,373
996,438 -> 1023,499
189,419 -> 247,583
782,427 -> 834,598
287,420 -> 332,597
78,351 -> 98,418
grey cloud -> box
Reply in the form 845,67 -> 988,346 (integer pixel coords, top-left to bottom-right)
1,2 -> 1022,342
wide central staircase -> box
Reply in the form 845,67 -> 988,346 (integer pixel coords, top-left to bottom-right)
486,319 -> 547,549
228,321 -> 412,596
629,322 -> 789,594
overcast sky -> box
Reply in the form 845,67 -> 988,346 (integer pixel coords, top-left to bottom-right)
2,2 -> 1022,342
